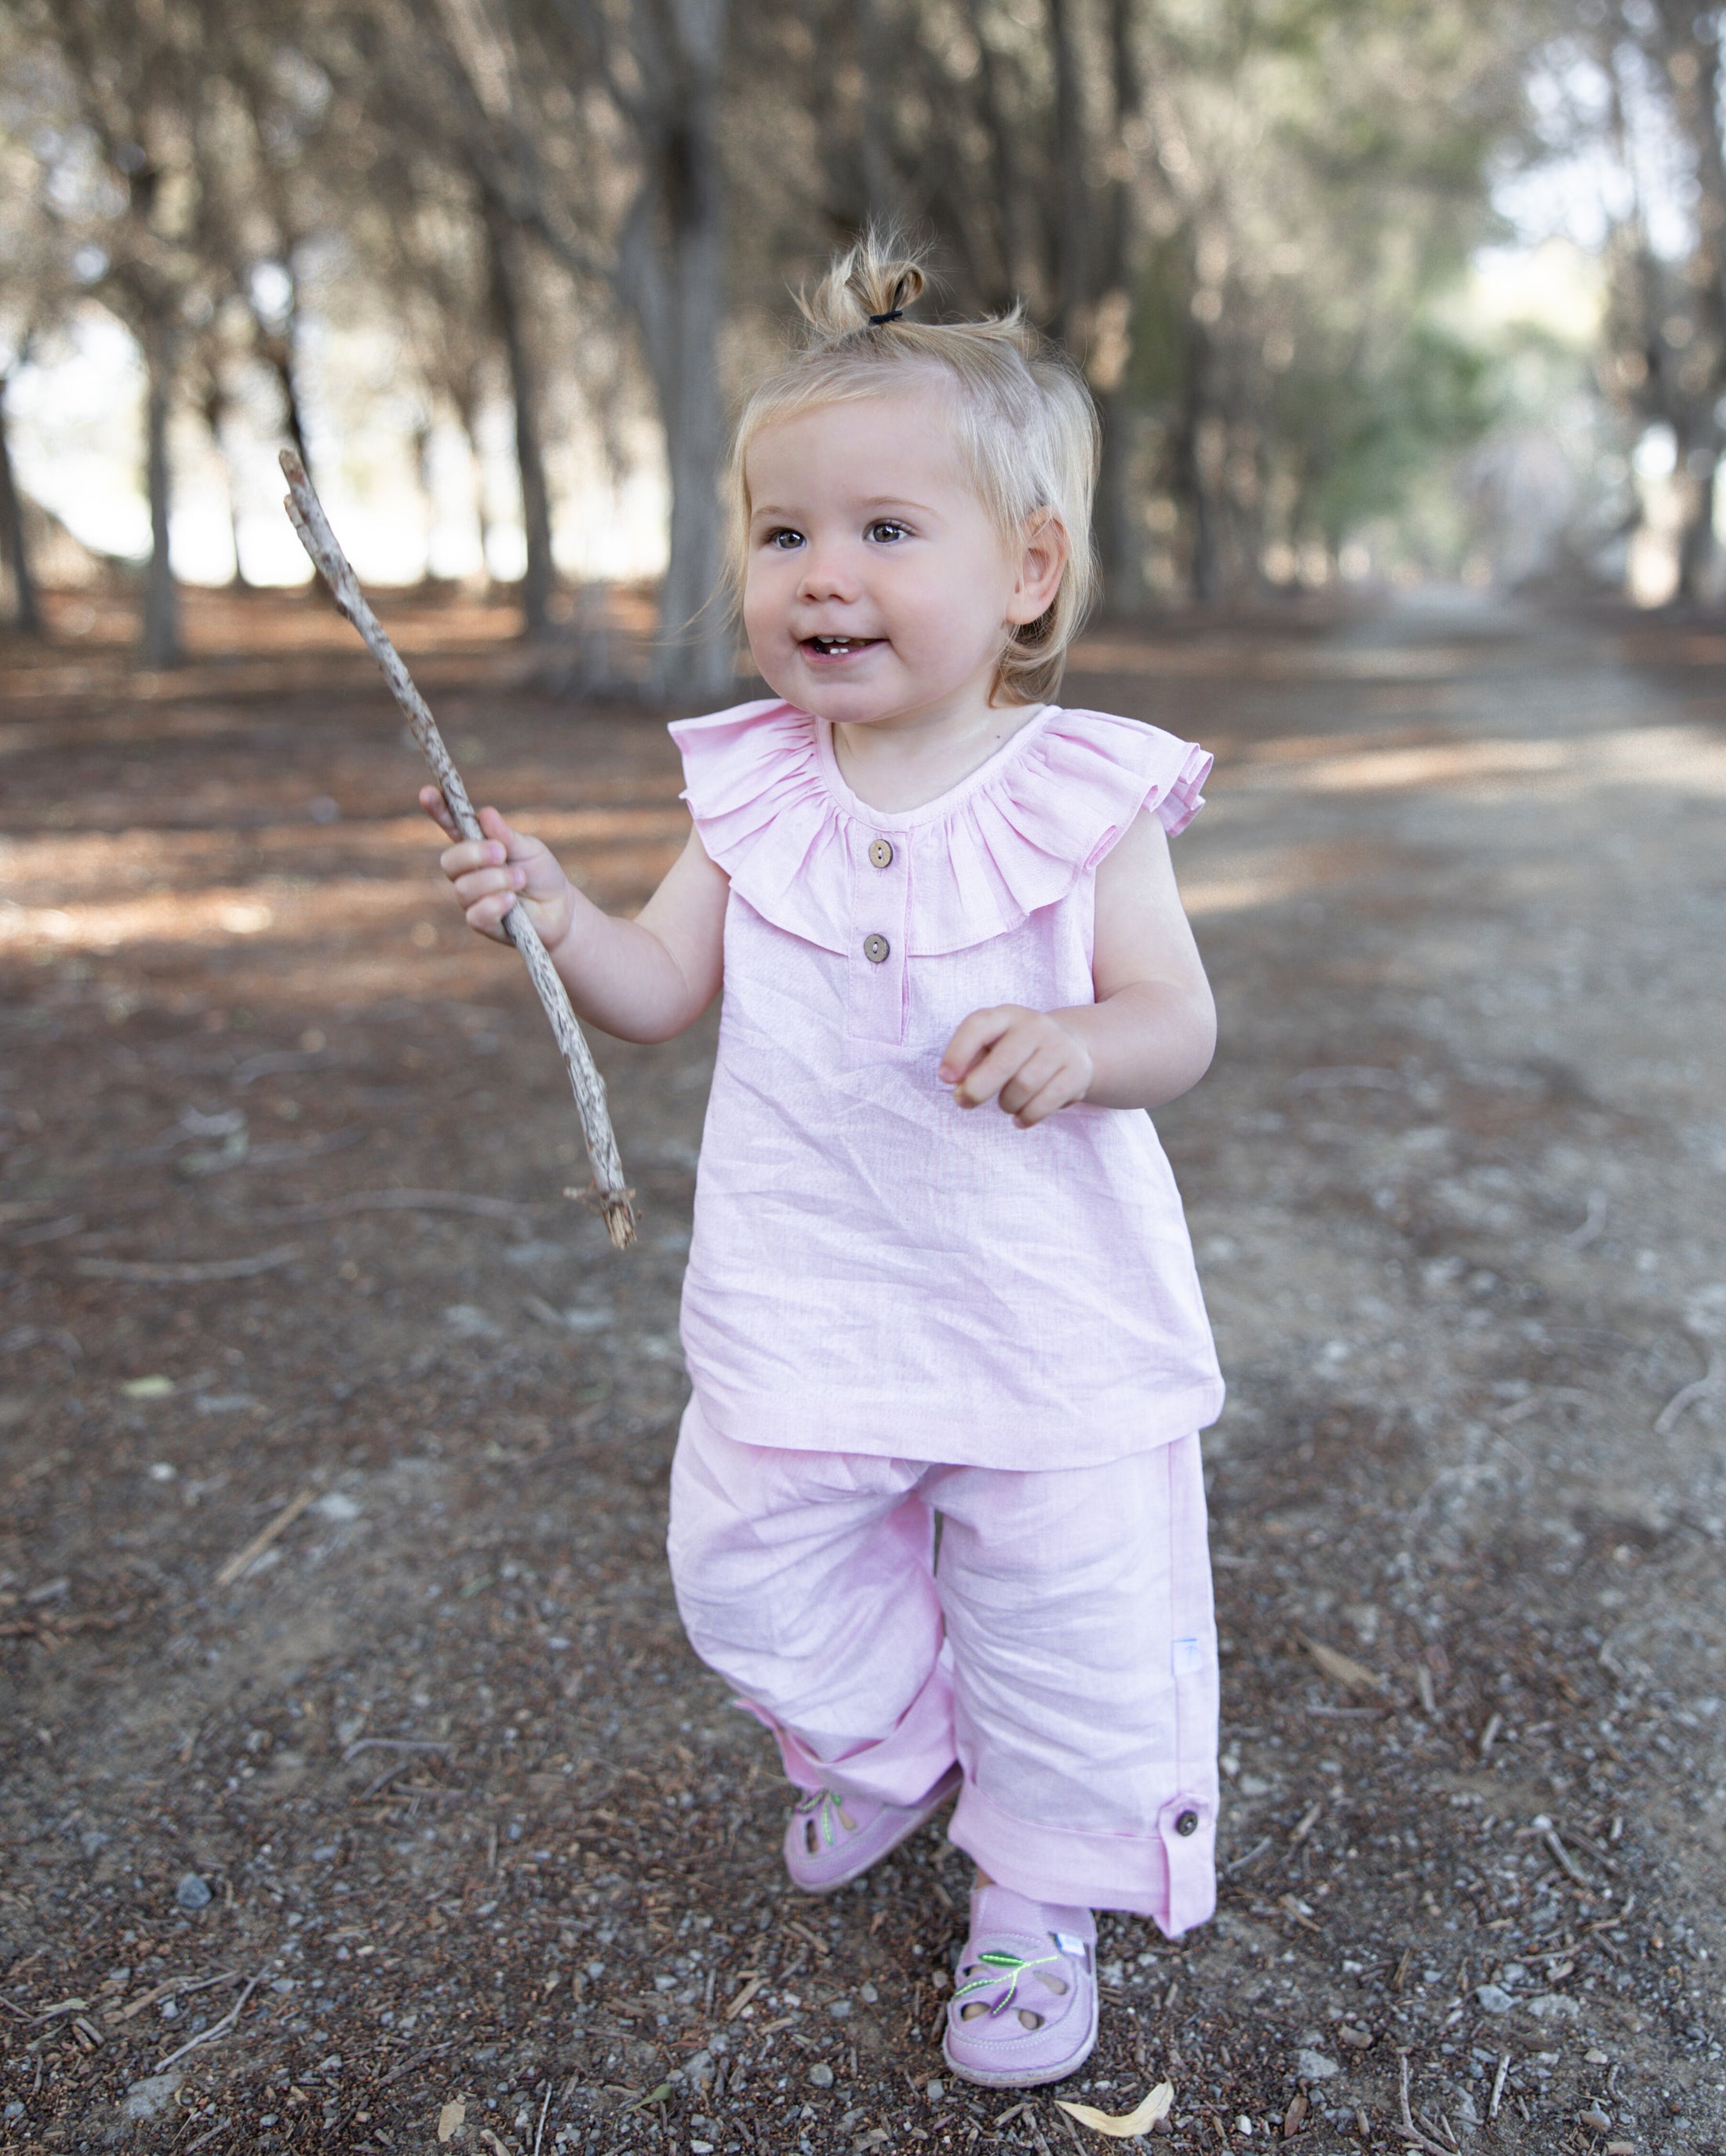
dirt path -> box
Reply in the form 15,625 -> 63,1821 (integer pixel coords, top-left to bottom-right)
1,590 -> 1722,2154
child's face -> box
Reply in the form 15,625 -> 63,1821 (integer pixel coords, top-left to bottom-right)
742,385 -> 1055,727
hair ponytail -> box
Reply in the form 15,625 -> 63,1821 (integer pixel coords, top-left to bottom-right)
799,235 -> 930,340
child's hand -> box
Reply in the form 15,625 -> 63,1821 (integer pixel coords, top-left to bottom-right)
938,1005 -> 1094,1128
419,788 -> 577,950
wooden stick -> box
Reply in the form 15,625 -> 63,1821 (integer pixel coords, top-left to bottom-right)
214,1486 -> 319,1588
276,448 -> 635,1248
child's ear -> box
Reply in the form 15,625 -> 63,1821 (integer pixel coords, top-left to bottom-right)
1005,511 -> 1067,626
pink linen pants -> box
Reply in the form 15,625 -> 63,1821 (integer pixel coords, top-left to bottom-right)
668,1397 -> 1219,1935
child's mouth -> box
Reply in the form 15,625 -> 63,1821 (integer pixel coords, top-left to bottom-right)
802,636 -> 880,661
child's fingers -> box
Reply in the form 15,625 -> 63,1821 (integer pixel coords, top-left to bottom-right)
1010,1073 -> 1080,1128
951,1031 -> 1035,1109
938,1005 -> 1018,1087
476,804 -> 530,856
418,785 -> 460,838
464,890 -> 518,936
452,862 -> 528,909
996,1042 -> 1072,1116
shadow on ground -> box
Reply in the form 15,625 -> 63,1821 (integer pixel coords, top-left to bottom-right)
2,586 -> 1723,2153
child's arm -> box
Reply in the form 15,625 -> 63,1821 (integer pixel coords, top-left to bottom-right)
421,791 -> 727,1043
938,809 -> 1215,1127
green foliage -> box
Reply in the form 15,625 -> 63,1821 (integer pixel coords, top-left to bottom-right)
1290,324 -> 1500,544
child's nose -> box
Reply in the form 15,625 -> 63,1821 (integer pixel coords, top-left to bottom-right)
796,544 -> 859,603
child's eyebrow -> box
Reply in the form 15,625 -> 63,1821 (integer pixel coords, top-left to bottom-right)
749,494 -> 939,523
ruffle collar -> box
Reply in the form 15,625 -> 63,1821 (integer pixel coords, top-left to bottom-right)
667,698 -> 1211,956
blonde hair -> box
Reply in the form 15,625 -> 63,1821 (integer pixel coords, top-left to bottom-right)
729,234 -> 1099,705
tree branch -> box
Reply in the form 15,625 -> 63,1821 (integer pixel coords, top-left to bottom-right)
276,448 -> 636,1248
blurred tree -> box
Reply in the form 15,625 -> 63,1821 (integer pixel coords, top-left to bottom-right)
408,0 -> 734,691
0,26 -> 71,636
785,0 -> 1531,606
1586,2 -> 1726,599
16,0 -> 225,662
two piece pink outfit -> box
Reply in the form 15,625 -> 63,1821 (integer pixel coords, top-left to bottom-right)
665,700 -> 1224,1936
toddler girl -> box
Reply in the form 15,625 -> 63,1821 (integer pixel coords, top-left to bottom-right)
424,235 -> 1224,2090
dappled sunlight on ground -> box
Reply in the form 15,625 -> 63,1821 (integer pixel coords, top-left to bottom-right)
2,588 -> 1724,2153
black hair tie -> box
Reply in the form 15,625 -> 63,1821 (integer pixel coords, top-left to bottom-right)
868,273 -> 909,328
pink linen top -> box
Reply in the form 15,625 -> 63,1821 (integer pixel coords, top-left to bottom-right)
666,697 -> 1225,1470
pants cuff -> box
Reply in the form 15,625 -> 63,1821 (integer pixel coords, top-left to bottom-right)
947,1779 -> 1217,1936
737,1654 -> 956,1808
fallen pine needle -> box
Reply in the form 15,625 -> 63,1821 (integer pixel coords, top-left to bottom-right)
1298,1631 -> 1386,1695
77,1245 -> 302,1284
1289,1798 -> 1323,1846
1654,1349 -> 1721,1435
1053,2081 -> 1174,2137
214,1488 -> 318,1587
267,1189 -> 537,1224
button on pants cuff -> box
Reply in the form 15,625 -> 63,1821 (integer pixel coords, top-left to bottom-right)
946,1779 -> 1217,1935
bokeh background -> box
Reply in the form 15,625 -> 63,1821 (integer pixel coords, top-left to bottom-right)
3,9 -> 1726,2156
4,0 -> 1726,668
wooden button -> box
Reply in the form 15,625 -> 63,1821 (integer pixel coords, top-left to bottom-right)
868,837 -> 894,869
1175,1809 -> 1200,1837
862,934 -> 890,964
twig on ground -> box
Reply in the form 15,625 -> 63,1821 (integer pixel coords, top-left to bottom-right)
264,1189 -> 539,1224
343,1737 -> 455,1762
76,1246 -> 302,1284
108,1970 -> 241,2025
377,2040 -> 454,2087
1654,1349 -> 1722,1436
156,1969 -> 265,2070
1560,1190 -> 1607,1247
1289,1800 -> 1323,1847
1223,1835 -> 1273,1877
278,447 -> 635,1248
214,1489 -> 318,1588
1487,2052 -> 1509,2121
1542,1826 -> 1588,1886
1396,2052 -> 1455,2154
533,2081 -> 552,2156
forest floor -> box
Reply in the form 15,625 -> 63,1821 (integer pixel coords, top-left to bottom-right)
1,582 -> 1723,2156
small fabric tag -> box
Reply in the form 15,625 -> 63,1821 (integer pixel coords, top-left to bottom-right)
1053,1931 -> 1090,1958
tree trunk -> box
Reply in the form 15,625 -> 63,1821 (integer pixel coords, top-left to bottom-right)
203,383 -> 251,591
255,274 -> 314,486
1094,381 -> 1145,614
485,193 -> 555,636
960,0 -> 1029,303
1090,0 -> 1146,611
617,0 -> 734,704
142,311 -> 181,668
1676,434 -> 1721,603
857,0 -> 898,225
1047,0 -> 1089,345
0,373 -> 42,637
1171,319 -> 1220,603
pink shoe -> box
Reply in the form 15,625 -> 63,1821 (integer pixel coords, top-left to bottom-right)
783,1764 -> 962,1894
942,1884 -> 1098,2089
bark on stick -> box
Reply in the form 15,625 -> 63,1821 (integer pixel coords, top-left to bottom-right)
277,448 -> 635,1248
